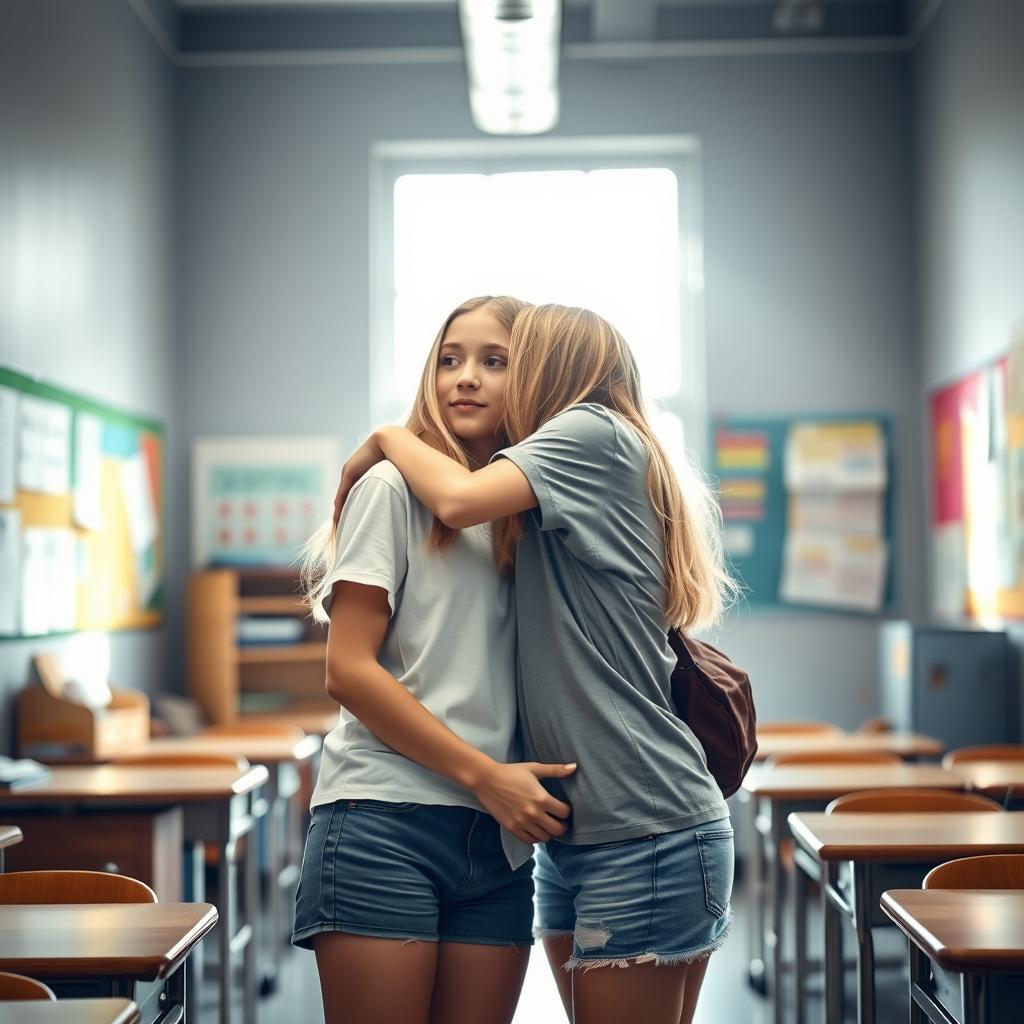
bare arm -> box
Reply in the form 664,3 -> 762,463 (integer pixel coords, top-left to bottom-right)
332,426 -> 537,530
326,579 -> 574,842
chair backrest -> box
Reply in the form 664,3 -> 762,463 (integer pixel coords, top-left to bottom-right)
768,751 -> 903,767
827,788 -> 1003,814
758,722 -> 843,737
0,870 -> 157,905
121,752 -> 250,771
856,717 -> 893,735
941,745 -> 1024,768
202,721 -> 303,740
924,854 -> 1024,889
0,971 -> 56,1000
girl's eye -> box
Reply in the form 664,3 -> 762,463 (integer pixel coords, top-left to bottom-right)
440,355 -> 459,367
484,357 -> 507,369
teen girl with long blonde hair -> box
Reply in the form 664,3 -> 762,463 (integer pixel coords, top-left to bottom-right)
294,295 -> 578,1024
335,303 -> 739,1024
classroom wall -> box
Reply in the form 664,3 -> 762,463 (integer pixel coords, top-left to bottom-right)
913,0 -> 1024,715
0,0 -> 179,749
179,43 -> 922,726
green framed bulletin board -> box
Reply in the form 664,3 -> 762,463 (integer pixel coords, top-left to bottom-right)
0,367 -> 165,638
711,414 -> 894,613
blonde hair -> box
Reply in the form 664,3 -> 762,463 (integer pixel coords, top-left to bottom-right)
301,295 -> 527,622
492,303 -> 739,632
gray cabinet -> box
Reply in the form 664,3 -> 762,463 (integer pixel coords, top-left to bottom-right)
880,622 -> 1017,748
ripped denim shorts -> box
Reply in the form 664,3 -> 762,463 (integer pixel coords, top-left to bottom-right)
533,817 -> 734,971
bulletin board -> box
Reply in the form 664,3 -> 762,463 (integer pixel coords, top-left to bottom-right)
0,367 -> 165,638
930,331 -> 1024,620
711,414 -> 893,613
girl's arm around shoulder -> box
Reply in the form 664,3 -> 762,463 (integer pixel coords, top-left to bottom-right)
374,426 -> 538,529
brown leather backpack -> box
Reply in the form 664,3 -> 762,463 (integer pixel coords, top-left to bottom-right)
667,630 -> 757,798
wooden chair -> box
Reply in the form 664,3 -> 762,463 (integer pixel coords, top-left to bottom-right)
202,721 -> 303,740
941,744 -> 1024,768
827,788 -> 1003,814
119,752 -> 251,771
0,869 -> 157,904
0,971 -> 57,1000
758,722 -> 843,736
767,751 -> 903,767
924,853 -> 1024,889
856,716 -> 893,734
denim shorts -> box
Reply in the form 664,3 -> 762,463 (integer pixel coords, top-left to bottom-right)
533,817 -> 734,970
292,799 -> 535,949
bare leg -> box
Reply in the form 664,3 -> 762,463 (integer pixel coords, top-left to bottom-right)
677,957 -> 710,1024
542,935 -> 575,1022
572,960 -> 689,1024
314,932 -> 438,1024
427,941 -> 531,1024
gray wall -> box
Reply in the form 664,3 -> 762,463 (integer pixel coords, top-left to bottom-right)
913,0 -> 1024,711
0,0 -> 179,750
180,48 -> 922,727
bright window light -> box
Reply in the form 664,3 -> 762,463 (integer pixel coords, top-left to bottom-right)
391,168 -> 683,412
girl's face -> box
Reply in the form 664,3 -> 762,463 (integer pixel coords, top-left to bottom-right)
435,307 -> 510,461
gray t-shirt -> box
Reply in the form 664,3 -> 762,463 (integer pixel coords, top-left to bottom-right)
494,403 -> 728,845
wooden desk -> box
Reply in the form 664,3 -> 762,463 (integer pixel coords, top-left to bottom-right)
741,764 -> 965,1022
0,824 -> 22,871
0,1000 -> 139,1024
789,812 -> 1024,1024
755,731 -> 943,762
129,733 -> 321,993
0,766 -> 267,1024
240,707 -> 338,737
0,903 -> 215,1023
881,889 -> 1024,1023
957,762 -> 1024,805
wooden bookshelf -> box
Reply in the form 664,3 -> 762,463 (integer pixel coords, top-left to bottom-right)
187,569 -> 332,725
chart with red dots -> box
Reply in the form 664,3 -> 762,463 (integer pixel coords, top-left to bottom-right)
192,437 -> 338,567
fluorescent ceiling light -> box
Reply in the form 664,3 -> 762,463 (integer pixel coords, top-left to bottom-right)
460,0 -> 562,135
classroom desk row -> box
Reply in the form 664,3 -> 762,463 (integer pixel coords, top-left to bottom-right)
743,754 -> 1024,1024
0,727 -> 323,1024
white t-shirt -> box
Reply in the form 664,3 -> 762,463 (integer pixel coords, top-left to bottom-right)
311,460 -> 521,818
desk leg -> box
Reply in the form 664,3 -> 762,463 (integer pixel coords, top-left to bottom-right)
852,863 -> 875,1024
262,767 -> 283,995
794,853 -> 809,1024
243,811 -> 259,1024
824,862 -> 844,1024
962,973 -> 984,1024
219,833 -> 238,1024
770,804 -> 786,1024
908,946 -> 927,1024
185,840 -> 206,1011
746,792 -> 768,993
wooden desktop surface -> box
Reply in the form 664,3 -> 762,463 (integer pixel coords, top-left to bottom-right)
742,763 -> 964,800
881,889 -> 1024,972
0,765 -> 268,804
0,902 -> 217,979
240,706 -> 338,736
755,732 -> 942,761
956,762 -> 1024,797
0,999 -> 140,1024
0,825 -> 23,849
789,811 -> 1024,861
126,733 -> 321,766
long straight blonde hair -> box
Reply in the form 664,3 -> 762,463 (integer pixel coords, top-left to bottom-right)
301,295 -> 527,622
492,303 -> 739,632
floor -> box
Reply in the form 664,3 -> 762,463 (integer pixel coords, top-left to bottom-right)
195,878 -> 914,1024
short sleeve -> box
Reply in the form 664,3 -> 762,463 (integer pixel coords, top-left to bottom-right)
491,404 -> 619,542
319,466 -> 409,618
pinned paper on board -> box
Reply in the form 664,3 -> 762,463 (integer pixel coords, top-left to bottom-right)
0,508 -> 20,635
18,395 -> 71,496
780,533 -> 888,612
73,412 -> 104,530
784,421 -> 887,492
0,386 -> 16,504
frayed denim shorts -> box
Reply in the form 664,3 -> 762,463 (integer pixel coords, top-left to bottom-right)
533,817 -> 734,970
292,799 -> 535,949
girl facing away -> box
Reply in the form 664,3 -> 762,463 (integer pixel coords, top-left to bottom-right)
334,303 -> 740,1024
294,295 -> 578,1024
